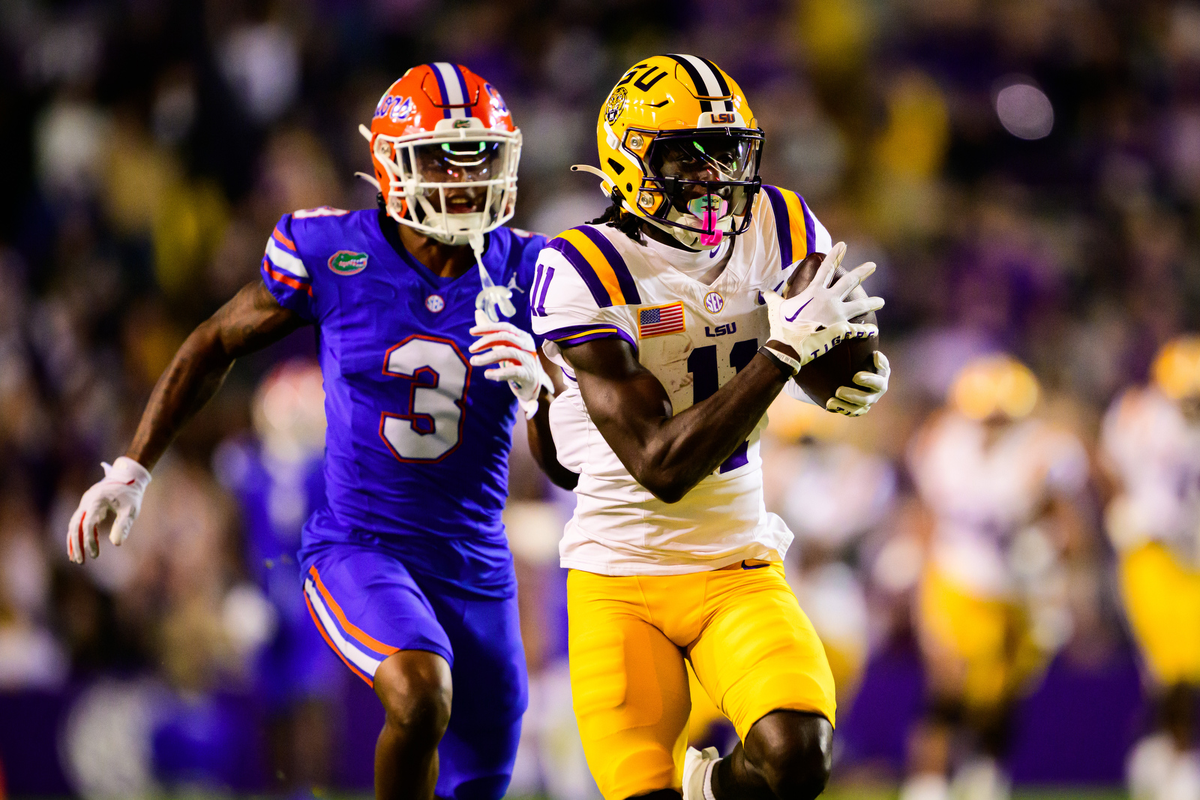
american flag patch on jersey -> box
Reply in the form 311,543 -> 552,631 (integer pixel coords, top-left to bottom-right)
638,302 -> 686,338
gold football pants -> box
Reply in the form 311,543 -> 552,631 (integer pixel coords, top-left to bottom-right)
567,562 -> 836,800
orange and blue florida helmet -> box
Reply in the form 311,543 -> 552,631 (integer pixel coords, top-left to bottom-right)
360,63 -> 521,246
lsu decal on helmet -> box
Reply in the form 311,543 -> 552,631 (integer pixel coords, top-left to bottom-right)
950,354 -> 1040,422
358,63 -> 521,246
1152,334 -> 1200,402
574,54 -> 764,250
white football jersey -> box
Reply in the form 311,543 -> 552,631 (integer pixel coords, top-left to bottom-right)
908,410 -> 1088,597
1102,387 -> 1200,557
532,186 -> 832,575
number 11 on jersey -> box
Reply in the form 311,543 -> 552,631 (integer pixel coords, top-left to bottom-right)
687,338 -> 758,474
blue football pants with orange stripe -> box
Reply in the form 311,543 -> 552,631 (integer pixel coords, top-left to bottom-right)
301,540 -> 527,800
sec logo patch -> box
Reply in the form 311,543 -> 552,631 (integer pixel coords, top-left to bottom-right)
425,294 -> 445,313
704,291 -> 724,314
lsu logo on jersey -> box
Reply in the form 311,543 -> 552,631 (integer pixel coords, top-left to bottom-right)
328,250 -> 368,275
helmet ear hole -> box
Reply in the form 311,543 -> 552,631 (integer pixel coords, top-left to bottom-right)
626,183 -> 632,192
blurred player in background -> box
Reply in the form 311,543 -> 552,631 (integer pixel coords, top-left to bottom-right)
213,360 -> 342,792
63,64 -> 574,800
903,354 -> 1089,800
532,55 -> 889,800
766,405 -> 898,710
1102,335 -> 1200,800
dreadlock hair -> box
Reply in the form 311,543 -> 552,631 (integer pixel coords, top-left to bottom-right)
589,190 -> 645,244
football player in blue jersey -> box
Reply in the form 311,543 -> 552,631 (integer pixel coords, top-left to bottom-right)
65,64 -> 575,800
215,360 -> 342,791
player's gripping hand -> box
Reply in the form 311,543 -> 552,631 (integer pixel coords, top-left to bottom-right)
66,456 -> 152,564
762,243 -> 883,372
827,352 -> 891,417
469,312 -> 554,419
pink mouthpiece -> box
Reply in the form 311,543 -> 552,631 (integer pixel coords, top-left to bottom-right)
697,208 -> 724,247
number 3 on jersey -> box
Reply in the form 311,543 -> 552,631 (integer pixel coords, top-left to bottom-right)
380,336 -> 470,462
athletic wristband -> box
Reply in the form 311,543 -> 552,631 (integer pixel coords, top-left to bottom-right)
759,345 -> 800,378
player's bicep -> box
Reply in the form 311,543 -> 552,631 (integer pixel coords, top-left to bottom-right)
561,339 -> 673,452
212,278 -> 309,359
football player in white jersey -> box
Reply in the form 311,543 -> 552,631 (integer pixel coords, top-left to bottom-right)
515,55 -> 889,800
1102,336 -> 1200,800
765,406 -> 898,709
901,355 -> 1089,800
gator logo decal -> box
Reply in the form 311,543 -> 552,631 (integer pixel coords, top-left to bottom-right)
328,250 -> 368,275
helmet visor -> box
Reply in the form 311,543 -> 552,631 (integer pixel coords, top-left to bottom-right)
409,140 -> 506,214
644,130 -> 763,231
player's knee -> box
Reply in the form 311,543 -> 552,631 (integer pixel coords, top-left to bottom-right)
745,711 -> 833,800
374,650 -> 453,746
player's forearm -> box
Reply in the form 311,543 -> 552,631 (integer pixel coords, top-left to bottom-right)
626,354 -> 788,502
526,391 -> 579,491
124,322 -> 236,470
124,279 -> 304,470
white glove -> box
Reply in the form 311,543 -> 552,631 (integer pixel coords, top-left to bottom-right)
468,312 -> 553,419
66,456 -> 152,563
762,242 -> 884,372
827,351 -> 891,416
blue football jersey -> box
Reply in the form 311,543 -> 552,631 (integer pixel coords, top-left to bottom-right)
260,207 -> 546,598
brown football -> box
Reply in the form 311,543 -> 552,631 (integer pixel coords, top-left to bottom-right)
784,252 -> 879,407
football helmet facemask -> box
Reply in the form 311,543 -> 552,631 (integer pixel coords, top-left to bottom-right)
359,63 -> 521,246
578,54 -> 763,250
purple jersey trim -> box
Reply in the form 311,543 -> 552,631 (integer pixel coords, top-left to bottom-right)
797,193 -> 817,255
545,323 -> 637,352
762,185 -> 792,268
575,226 -> 642,304
547,238 -> 613,308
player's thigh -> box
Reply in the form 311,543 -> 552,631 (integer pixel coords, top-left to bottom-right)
689,564 -> 836,742
424,588 -> 528,800
301,543 -> 452,687
567,569 -> 692,800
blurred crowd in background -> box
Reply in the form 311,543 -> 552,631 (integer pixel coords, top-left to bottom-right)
1,0 -> 1199,797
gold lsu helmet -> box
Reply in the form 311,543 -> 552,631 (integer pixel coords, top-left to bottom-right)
574,54 -> 763,250
949,354 -> 1041,422
1152,334 -> 1200,401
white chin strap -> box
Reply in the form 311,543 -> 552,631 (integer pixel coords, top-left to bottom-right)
470,231 -> 516,323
